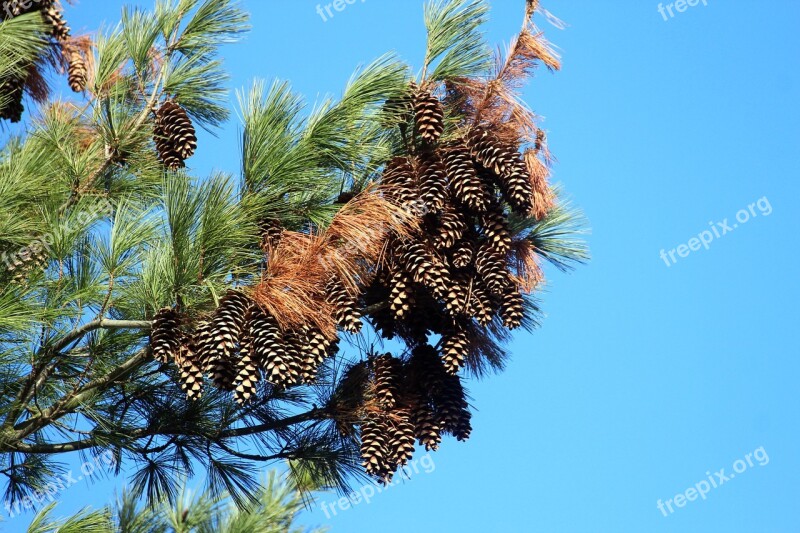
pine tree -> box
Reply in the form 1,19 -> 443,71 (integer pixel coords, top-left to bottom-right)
0,0 -> 587,508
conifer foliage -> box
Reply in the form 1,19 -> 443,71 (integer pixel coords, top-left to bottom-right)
0,0 -> 587,507
0,0 -> 86,122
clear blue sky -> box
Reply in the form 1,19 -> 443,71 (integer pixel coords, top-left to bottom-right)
5,1 -> 800,531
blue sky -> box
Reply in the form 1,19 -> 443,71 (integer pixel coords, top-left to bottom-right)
4,0 -> 800,531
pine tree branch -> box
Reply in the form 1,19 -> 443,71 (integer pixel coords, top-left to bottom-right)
12,348 -> 151,438
1,320 -> 153,433
49,319 -> 152,354
8,408 -> 327,454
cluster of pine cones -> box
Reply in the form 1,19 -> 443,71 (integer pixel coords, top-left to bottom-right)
153,100 -> 197,169
149,283 -> 362,404
335,350 -> 471,484
0,0 -> 85,123
368,84 -> 534,374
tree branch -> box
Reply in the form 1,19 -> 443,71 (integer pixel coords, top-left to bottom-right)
9,408 -> 328,454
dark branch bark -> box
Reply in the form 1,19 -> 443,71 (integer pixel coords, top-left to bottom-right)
8,408 -> 327,454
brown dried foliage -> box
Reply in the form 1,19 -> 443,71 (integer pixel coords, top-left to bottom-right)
251,187 -> 418,337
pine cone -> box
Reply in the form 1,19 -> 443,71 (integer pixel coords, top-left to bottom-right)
326,277 -> 362,334
389,269 -> 414,320
150,307 -> 183,364
412,88 -> 445,144
444,146 -> 490,212
258,218 -> 283,253
417,153 -> 448,213
381,157 -> 418,207
41,1 -> 70,41
194,320 -> 219,375
437,373 -> 472,441
360,413 -> 392,482
332,361 -> 369,437
441,328 -> 470,374
432,208 -> 467,250
249,306 -> 299,389
469,284 -> 494,326
0,77 -> 25,123
205,290 -> 251,390
399,240 -> 435,286
372,354 -> 402,409
500,284 -> 525,330
176,340 -> 204,401
383,93 -> 414,130
444,275 -> 470,316
449,239 -> 474,269
298,326 -> 334,384
387,412 -> 416,468
475,242 -> 510,295
467,128 -> 532,214
154,100 -> 197,170
67,51 -> 86,92
481,207 -> 512,255
411,402 -> 441,451
234,333 -> 260,404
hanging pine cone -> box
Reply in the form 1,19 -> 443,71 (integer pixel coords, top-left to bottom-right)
441,328 -> 470,374
298,326 -> 334,384
176,340 -> 205,401
399,240 -> 435,286
325,277 -> 362,334
408,344 -> 447,394
469,284 -> 494,326
500,284 -> 525,330
333,362 -> 368,437
475,242 -> 510,295
444,275 -> 470,316
417,153 -> 448,213
437,373 -> 472,441
67,51 -> 86,92
0,77 -> 25,123
449,239 -> 474,269
413,87 -> 445,144
258,218 -> 283,253
360,413 -> 392,482
387,412 -> 416,468
372,354 -> 402,409
421,254 -> 452,300
234,333 -> 260,404
248,306 -> 299,389
481,207 -> 512,255
383,93 -> 414,133
150,307 -> 183,364
205,290 -> 251,390
153,100 -> 197,170
467,128 -> 532,214
389,269 -> 414,319
411,401 -> 441,451
194,320 -> 219,374
41,0 -> 70,42
432,208 -> 467,250
444,146 -> 490,212
381,157 -> 418,207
